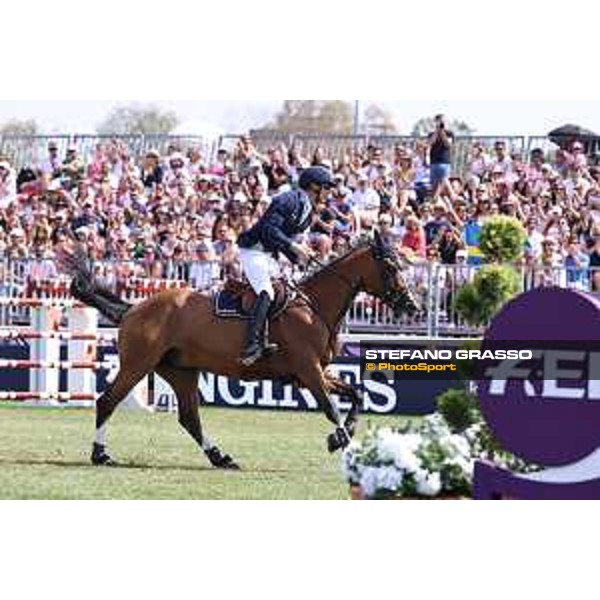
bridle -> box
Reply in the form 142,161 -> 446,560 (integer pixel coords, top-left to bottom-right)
370,242 -> 420,317
369,242 -> 404,305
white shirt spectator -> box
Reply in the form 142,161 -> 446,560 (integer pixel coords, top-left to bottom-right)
189,259 -> 220,290
488,155 -> 513,175
40,155 -> 62,176
527,229 -> 545,259
350,180 -> 380,212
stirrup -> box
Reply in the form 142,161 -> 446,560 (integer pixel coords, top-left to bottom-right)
239,340 -> 278,366
262,340 -> 279,358
239,342 -> 263,366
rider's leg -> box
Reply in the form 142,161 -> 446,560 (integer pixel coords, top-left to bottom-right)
241,291 -> 279,366
238,249 -> 279,366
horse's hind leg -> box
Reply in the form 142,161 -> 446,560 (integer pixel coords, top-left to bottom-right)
155,365 -> 240,470
91,368 -> 148,466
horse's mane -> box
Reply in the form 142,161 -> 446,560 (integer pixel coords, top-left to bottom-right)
298,236 -> 372,287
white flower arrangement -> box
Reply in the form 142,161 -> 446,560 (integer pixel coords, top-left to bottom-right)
342,414 -> 474,500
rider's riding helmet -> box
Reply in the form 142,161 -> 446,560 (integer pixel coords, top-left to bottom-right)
298,166 -> 336,191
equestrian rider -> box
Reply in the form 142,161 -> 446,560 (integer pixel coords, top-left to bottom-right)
237,166 -> 336,366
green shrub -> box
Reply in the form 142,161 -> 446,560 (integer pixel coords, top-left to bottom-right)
479,216 -> 526,263
454,264 -> 520,327
436,388 -> 479,433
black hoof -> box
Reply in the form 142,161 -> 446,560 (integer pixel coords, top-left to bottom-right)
206,447 -> 241,470
327,427 -> 351,454
91,443 -> 117,467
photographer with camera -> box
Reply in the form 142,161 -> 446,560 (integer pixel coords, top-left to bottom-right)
428,114 -> 454,195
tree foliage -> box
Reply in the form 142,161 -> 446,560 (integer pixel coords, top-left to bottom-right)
264,100 -> 399,135
0,119 -> 39,136
264,100 -> 354,134
411,116 -> 475,137
362,103 -> 398,134
97,104 -> 179,135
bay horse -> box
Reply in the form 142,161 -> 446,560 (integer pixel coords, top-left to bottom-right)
61,231 -> 420,469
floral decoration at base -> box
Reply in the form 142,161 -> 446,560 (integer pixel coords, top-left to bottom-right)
342,389 -> 538,500
342,415 -> 473,500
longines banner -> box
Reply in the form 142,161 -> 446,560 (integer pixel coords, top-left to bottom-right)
153,358 -> 461,416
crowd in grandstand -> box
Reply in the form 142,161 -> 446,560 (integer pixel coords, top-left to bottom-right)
1,116 -> 600,296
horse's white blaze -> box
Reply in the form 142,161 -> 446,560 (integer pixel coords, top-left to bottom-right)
95,424 -> 107,446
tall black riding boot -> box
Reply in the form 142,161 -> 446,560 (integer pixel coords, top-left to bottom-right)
240,291 -> 279,366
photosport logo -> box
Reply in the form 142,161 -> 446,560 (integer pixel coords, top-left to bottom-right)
360,340 -> 532,382
475,287 -> 600,499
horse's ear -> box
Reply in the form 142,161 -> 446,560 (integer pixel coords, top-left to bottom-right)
373,228 -> 383,249
371,228 -> 384,259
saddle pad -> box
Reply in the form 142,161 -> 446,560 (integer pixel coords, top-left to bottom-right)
213,289 -> 290,320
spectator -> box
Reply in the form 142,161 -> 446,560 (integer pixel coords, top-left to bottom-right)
141,150 -> 164,190
428,114 -> 454,194
393,148 -> 417,211
60,145 -> 85,190
468,142 -> 490,178
424,200 -> 451,245
489,140 -> 512,176
6,227 -> 28,259
210,148 -> 230,177
401,216 -> 426,259
263,148 -> 290,194
40,141 -> 62,178
564,237 -> 590,290
350,174 -> 380,233
437,226 -> 462,265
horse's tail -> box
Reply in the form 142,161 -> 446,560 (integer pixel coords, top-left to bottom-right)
58,246 -> 132,326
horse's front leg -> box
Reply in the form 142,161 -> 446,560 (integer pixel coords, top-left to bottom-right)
299,364 -> 351,453
325,374 -> 363,439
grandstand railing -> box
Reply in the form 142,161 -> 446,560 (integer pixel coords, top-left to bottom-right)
2,258 -> 600,336
227,132 -> 545,178
0,134 -> 221,171
0,133 -> 576,177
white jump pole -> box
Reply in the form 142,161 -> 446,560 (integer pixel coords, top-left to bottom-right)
29,305 -> 60,404
66,306 -> 98,406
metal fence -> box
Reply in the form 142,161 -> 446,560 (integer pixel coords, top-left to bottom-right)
224,132 -> 554,179
2,258 -> 600,336
0,134 -> 221,171
0,132 -> 583,178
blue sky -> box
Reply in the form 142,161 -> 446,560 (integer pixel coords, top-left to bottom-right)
1,100 -> 599,136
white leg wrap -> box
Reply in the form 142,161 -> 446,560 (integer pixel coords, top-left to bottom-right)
95,424 -> 107,446
201,435 -> 214,452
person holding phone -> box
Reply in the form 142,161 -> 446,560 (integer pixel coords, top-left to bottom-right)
428,114 -> 454,195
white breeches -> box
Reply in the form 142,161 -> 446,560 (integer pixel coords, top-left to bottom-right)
239,248 -> 281,301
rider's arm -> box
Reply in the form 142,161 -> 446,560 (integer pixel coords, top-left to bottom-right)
259,205 -> 299,263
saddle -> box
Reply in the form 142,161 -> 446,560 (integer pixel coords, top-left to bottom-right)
213,278 -> 292,320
